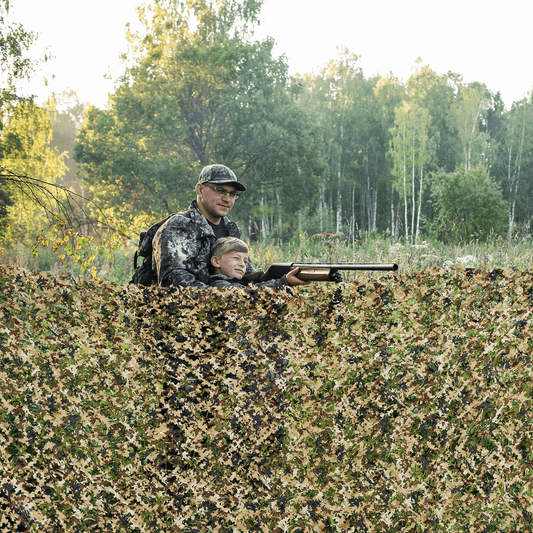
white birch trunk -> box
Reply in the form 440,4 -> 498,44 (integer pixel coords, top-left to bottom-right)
352,182 -> 356,247
507,141 -> 513,240
416,122 -> 427,242
510,115 -> 525,239
402,123 -> 408,241
411,122 -> 416,244
371,186 -> 377,233
337,184 -> 343,233
391,186 -> 395,241
319,184 -> 326,233
337,122 -> 344,234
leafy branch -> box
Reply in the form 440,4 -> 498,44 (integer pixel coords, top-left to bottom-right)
1,166 -> 132,278
0,165 -> 130,238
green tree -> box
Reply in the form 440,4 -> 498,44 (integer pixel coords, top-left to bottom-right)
406,59 -> 457,171
495,93 -> 533,239
75,0 -> 326,240
374,74 -> 406,240
222,64 -> 327,240
296,49 -> 389,241
1,0 -> 55,237
75,0 -> 266,218
389,101 -> 436,243
430,166 -> 507,243
453,83 -> 493,171
1,98 -> 67,243
0,0 -> 46,113
75,0 -> 249,220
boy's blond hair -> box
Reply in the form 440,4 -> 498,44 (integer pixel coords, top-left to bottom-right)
211,237 -> 249,260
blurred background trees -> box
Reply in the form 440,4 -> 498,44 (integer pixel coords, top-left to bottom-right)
2,0 -> 533,259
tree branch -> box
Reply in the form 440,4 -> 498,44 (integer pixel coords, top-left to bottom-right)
0,166 -> 129,238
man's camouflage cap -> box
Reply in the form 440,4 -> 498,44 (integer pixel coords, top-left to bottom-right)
198,164 -> 246,191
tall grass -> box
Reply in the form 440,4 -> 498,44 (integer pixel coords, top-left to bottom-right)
1,230 -> 531,285
249,231 -> 533,281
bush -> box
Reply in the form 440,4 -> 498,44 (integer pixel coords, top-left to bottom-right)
430,166 -> 508,243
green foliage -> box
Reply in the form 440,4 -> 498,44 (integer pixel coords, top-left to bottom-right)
492,93 -> 533,235
453,83 -> 493,171
0,98 -> 67,242
1,265 -> 533,530
32,217 -> 128,280
50,89 -> 85,189
297,50 -> 389,236
5,0 -> 531,247
405,61 -> 457,172
389,100 -> 437,242
430,167 -> 508,243
66,3 -> 533,245
0,0 -> 40,110
74,0 -> 324,232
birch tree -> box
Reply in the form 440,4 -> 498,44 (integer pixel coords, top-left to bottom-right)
453,83 -> 491,170
389,101 -> 434,243
299,49 -> 389,238
375,75 -> 405,241
406,60 -> 457,171
502,94 -> 533,239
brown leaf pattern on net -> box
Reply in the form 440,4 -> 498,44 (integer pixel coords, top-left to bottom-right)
1,265 -> 532,532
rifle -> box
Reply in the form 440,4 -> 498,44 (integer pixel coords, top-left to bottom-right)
243,262 -> 399,283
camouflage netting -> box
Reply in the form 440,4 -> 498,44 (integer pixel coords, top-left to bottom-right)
1,265 -> 532,532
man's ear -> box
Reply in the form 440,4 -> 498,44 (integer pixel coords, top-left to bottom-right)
211,255 -> 220,269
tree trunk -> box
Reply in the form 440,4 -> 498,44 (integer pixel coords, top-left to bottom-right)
507,140 -> 514,240
336,122 -> 344,234
402,123 -> 408,242
352,181 -> 356,247
371,185 -> 377,233
411,122 -> 416,244
507,112 -> 525,240
319,184 -> 326,233
416,122 -> 427,242
336,183 -> 343,233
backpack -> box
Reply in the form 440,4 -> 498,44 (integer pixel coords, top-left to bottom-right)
130,214 -> 174,286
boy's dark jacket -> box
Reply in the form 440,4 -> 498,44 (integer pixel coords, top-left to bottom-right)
209,274 -> 289,289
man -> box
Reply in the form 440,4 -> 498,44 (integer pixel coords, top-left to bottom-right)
150,164 -> 306,288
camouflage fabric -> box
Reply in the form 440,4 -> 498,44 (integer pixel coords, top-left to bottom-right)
209,274 -> 289,289
152,200 -> 255,288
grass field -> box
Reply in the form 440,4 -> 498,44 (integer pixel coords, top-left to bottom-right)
1,230 -> 532,284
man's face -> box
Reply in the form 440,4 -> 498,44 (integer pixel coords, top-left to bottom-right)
197,183 -> 237,223
211,251 -> 248,279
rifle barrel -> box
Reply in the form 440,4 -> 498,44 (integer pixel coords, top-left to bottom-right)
291,263 -> 398,272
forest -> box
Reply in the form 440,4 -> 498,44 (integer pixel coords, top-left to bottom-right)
1,0 -> 532,269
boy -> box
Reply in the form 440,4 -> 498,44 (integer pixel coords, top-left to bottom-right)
209,237 -> 307,288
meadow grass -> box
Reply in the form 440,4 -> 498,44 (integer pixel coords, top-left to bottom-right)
1,230 -> 532,284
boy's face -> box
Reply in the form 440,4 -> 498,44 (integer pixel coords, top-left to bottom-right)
211,251 -> 248,280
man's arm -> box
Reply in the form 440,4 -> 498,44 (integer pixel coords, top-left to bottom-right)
152,216 -> 212,288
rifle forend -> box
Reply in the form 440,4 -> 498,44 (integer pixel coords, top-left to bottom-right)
243,262 -> 399,283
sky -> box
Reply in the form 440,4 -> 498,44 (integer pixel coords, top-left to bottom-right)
9,0 -> 533,111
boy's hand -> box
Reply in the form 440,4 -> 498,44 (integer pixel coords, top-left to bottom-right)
286,267 -> 312,286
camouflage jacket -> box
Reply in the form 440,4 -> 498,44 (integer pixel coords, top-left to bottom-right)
209,274 -> 289,289
151,200 -> 255,288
